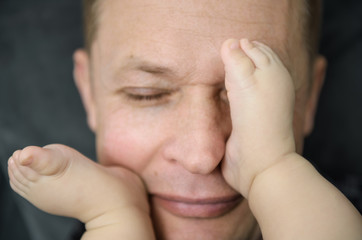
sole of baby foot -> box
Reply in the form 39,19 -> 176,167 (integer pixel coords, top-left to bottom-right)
221,38 -> 296,198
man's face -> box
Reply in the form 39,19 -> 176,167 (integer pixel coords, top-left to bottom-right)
76,0 -> 322,239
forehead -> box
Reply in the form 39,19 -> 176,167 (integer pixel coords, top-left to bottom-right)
94,0 -> 304,77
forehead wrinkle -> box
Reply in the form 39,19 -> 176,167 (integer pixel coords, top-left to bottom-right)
96,0 -> 302,88
126,0 -> 284,32
112,55 -> 192,87
156,3 -> 291,65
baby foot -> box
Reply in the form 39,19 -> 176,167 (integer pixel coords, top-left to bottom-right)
8,144 -> 149,225
221,39 -> 296,198
8,145 -> 74,214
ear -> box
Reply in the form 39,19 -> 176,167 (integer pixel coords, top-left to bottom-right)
73,49 -> 97,132
303,55 -> 327,136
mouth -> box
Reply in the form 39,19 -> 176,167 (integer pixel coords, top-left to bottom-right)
151,194 -> 243,218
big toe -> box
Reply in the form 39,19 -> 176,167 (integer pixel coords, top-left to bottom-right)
20,146 -> 68,176
221,39 -> 256,90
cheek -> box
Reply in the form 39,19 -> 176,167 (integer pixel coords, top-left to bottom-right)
96,109 -> 164,173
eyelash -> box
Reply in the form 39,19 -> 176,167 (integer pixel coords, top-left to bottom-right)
126,92 -> 171,101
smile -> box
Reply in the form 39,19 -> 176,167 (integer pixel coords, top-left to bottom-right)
152,194 -> 243,218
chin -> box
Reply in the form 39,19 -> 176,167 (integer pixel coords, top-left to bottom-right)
151,197 -> 260,240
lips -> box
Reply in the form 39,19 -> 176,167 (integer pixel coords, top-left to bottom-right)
152,194 -> 243,218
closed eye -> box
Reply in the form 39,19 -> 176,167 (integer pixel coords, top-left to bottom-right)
120,87 -> 174,107
126,92 -> 171,101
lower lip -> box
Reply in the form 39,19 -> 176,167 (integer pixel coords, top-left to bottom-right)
152,195 -> 243,218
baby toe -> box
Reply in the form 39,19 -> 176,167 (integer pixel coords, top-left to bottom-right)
241,39 -> 271,69
18,146 -> 55,176
222,39 -> 255,75
221,39 -> 257,90
8,157 -> 31,190
9,171 -> 29,197
12,150 -> 21,160
19,164 -> 41,182
18,146 -> 40,166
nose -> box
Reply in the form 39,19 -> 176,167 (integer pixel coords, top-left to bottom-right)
163,94 -> 231,175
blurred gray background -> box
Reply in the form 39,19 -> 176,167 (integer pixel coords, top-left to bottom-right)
1,0 -> 361,239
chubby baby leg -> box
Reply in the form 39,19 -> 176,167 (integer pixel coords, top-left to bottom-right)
221,39 -> 362,240
8,144 -> 154,240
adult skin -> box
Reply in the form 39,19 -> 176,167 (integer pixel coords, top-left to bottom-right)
73,0 -> 326,239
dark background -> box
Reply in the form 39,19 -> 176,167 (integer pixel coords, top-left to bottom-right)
1,0 -> 361,239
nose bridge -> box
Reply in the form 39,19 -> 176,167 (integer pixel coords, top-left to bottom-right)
170,92 -> 228,175
186,95 -> 218,135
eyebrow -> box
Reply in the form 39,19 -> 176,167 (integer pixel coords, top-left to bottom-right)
121,57 -> 177,76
